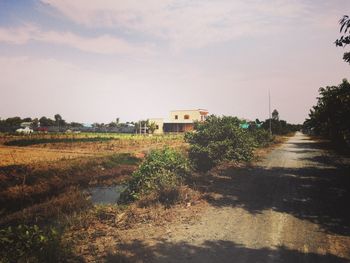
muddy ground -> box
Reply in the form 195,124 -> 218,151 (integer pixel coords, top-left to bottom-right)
105,132 -> 350,262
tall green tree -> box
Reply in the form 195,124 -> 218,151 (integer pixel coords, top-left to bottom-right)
304,79 -> 350,144
54,114 -> 66,128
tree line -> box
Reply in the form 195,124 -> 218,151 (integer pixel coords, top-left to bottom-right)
304,79 -> 350,146
303,16 -> 350,147
0,114 -> 136,133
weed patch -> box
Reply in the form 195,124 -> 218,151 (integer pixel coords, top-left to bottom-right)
0,224 -> 72,263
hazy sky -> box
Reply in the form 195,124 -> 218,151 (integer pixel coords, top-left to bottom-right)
0,0 -> 349,124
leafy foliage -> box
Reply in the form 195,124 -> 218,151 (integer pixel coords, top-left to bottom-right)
261,118 -> 300,135
185,115 -> 254,172
147,121 -> 158,134
124,148 -> 190,200
304,79 -> 350,145
335,15 -> 350,64
0,224 -> 64,263
249,128 -> 273,147
335,15 -> 350,47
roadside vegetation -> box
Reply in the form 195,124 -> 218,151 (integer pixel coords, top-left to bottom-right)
185,116 -> 255,172
0,224 -> 67,263
260,109 -> 302,136
304,79 -> 350,148
124,147 -> 190,202
303,16 -> 350,149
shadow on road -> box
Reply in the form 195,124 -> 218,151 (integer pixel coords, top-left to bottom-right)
105,239 -> 349,263
193,139 -> 350,236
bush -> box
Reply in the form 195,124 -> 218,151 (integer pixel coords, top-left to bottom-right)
261,119 -> 301,135
124,148 -> 190,200
249,129 -> 273,147
185,115 -> 254,172
0,224 -> 64,263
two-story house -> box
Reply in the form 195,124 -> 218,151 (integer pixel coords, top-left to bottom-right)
149,109 -> 209,134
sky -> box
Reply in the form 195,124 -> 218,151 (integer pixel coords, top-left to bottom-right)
0,0 -> 349,124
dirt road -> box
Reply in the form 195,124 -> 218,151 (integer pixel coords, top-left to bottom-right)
112,133 -> 350,262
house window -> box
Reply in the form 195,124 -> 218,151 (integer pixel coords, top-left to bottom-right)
156,125 -> 159,129
175,115 -> 178,120
184,115 -> 190,120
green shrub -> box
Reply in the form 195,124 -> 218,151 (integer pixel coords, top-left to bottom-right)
249,129 -> 273,147
0,224 -> 64,263
185,115 -> 254,172
124,148 -> 190,200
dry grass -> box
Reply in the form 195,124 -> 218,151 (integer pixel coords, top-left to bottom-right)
63,186 -> 205,261
0,133 -> 186,227
0,187 -> 90,226
0,154 -> 138,219
0,145 -> 94,166
0,134 -> 185,166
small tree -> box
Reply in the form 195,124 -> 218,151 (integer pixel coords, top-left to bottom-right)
125,148 -> 189,200
54,114 -> 66,129
185,115 -> 254,172
272,109 -> 279,121
147,121 -> 157,134
54,114 -> 62,123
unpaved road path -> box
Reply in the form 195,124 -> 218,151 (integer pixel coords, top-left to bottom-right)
113,133 -> 350,262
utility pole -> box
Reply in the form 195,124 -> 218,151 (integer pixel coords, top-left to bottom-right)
269,89 -> 272,135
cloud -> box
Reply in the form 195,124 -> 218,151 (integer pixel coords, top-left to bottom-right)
40,0 -> 311,49
0,24 -> 152,55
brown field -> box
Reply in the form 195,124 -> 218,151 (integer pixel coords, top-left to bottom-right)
0,133 -> 185,166
0,133 -> 186,226
0,145 -> 95,166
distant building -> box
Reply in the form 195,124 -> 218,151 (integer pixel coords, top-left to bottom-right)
149,109 -> 209,134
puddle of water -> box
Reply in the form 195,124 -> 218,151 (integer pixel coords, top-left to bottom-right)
88,185 -> 127,204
